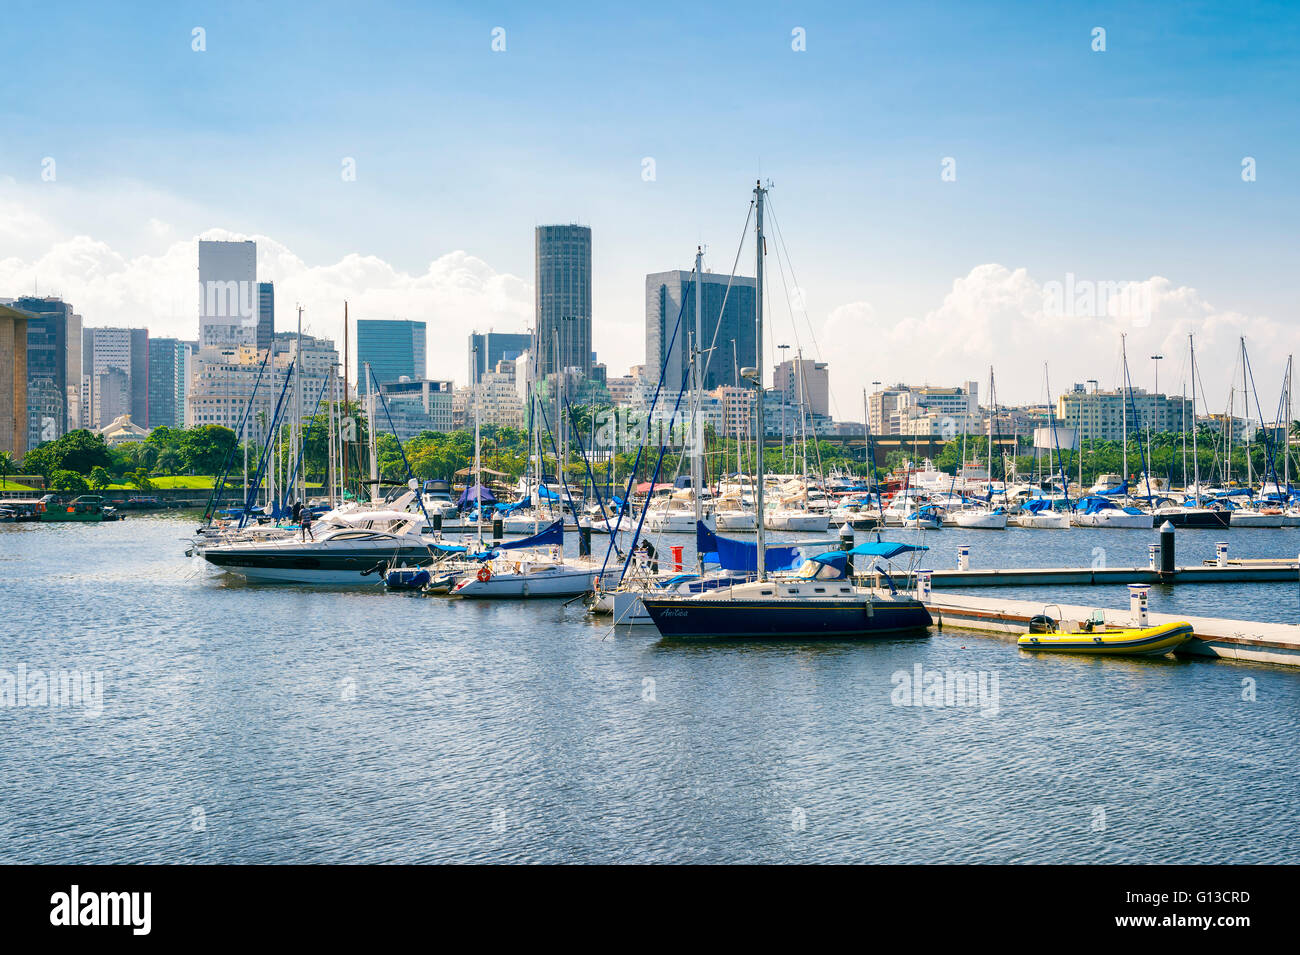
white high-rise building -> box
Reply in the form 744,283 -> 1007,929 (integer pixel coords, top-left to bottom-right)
199,240 -> 258,348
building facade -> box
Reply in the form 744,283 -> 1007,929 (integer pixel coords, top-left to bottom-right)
186,334 -> 341,443
81,327 -> 148,431
257,282 -> 274,354
0,304 -> 28,457
773,358 -> 830,418
357,319 -> 427,387
1056,386 -> 1195,443
468,331 -> 531,385
535,224 -> 592,378
11,296 -> 81,444
198,239 -> 258,348
148,338 -> 192,429
645,269 -> 757,394
377,379 -> 455,439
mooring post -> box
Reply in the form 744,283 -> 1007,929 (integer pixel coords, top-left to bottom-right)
957,544 -> 971,572
839,522 -> 855,578
1159,520 -> 1176,579
1216,541 -> 1228,568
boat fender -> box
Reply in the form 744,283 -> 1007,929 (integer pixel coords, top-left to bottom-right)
477,565 -> 492,583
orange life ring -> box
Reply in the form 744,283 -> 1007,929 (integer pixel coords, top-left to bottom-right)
476,565 -> 492,583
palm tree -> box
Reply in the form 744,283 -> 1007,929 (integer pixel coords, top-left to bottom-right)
154,449 -> 181,476
0,450 -> 13,489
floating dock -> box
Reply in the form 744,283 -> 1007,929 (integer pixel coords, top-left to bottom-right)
926,592 -> 1300,668
927,561 -> 1300,587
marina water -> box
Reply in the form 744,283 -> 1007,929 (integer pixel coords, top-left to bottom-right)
1,515 -> 1297,863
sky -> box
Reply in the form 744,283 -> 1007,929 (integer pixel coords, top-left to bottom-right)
1,0 -> 1297,419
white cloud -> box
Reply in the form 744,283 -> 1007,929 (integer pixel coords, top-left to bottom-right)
0,220 -> 533,387
818,265 -> 1291,418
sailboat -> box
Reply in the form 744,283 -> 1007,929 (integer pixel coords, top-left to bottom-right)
1151,334 -> 1231,528
639,182 -> 931,640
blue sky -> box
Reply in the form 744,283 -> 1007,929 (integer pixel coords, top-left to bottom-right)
1,0 -> 1297,410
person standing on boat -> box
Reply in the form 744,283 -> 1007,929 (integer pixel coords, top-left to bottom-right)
300,505 -> 315,541
291,499 -> 303,524
639,538 -> 658,574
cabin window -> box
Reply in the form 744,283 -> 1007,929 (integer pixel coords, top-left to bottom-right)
814,587 -> 825,593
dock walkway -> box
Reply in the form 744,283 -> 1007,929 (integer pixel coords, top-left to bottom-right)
926,591 -> 1300,667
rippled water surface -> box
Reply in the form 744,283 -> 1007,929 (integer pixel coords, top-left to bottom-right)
0,515 -> 1297,863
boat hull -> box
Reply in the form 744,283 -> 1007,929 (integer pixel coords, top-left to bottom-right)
1153,508 -> 1231,528
452,568 -> 599,598
1073,512 -> 1151,529
203,544 -> 434,585
1017,621 -> 1195,656
642,596 -> 932,639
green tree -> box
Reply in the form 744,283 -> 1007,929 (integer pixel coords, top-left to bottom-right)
50,469 -> 89,493
128,468 -> 155,491
181,425 -> 237,475
88,466 -> 111,491
0,450 -> 13,488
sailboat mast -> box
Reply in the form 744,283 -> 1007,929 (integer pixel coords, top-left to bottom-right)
1287,355 -> 1293,490
692,246 -> 704,529
342,301 -> 349,500
1242,337 -> 1251,488
1120,334 -> 1128,486
754,181 -> 767,582
365,361 -> 379,502
1191,335 -> 1200,505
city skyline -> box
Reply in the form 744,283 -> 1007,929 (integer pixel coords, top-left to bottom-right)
1,2 -> 1297,416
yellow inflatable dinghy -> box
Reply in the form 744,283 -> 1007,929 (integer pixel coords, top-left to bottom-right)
1018,615 -> 1194,657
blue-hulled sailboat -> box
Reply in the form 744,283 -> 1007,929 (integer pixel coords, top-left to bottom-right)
639,182 -> 932,641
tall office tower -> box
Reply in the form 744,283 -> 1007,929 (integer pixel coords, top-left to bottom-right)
355,319 -> 426,387
534,224 -> 592,378
257,282 -> 274,353
198,239 -> 257,348
645,269 -> 757,392
0,303 -> 28,456
12,296 -> 81,445
468,331 -> 532,385
148,338 -> 192,429
82,327 -> 149,429
774,358 -> 830,418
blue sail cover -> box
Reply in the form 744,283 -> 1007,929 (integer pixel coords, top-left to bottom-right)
847,541 -> 929,560
1097,481 -> 1128,496
496,519 -> 563,551
458,484 -> 497,508
695,522 -> 803,574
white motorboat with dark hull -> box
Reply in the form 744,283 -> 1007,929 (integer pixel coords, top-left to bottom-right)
201,509 -> 439,585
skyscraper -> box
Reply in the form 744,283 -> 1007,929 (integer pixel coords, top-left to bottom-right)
12,296 -> 80,445
257,282 -> 274,354
468,331 -> 532,385
82,327 -> 148,429
645,269 -> 757,393
198,239 -> 257,348
148,338 -> 192,429
774,358 -> 830,418
0,303 -> 28,456
356,319 -> 427,387
534,224 -> 591,378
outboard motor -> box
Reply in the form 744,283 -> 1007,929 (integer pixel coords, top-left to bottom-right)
1028,614 -> 1058,634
